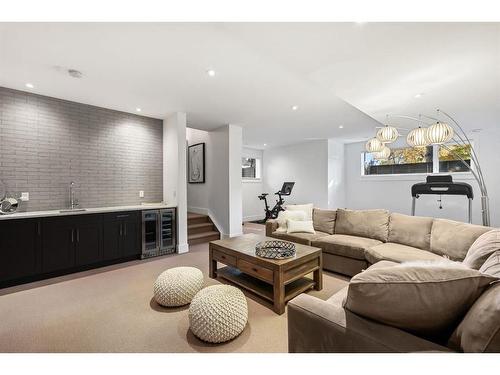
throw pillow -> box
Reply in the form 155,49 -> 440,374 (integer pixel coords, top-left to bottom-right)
287,219 -> 315,234
463,229 -> 500,269
285,203 -> 313,220
479,250 -> 500,278
343,260 -> 497,337
275,210 -> 306,233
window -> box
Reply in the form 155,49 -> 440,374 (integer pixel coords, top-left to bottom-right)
242,157 -> 261,180
362,143 -> 473,176
439,144 -> 472,173
363,146 -> 433,175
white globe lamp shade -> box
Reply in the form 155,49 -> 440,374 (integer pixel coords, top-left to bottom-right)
373,146 -> 391,160
426,122 -> 454,145
376,125 -> 399,144
407,127 -> 430,147
365,137 -> 384,152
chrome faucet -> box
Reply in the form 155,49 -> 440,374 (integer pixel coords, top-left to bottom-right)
69,181 -> 78,209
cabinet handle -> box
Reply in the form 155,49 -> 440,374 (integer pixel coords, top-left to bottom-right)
76,229 -> 80,242
116,214 -> 130,218
124,223 -> 127,236
119,223 -> 123,236
37,221 -> 41,236
71,229 -> 74,243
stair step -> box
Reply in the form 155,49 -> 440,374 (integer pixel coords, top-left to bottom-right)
188,222 -> 214,235
188,230 -> 220,245
188,230 -> 220,240
187,212 -> 209,225
188,212 -> 206,219
189,234 -> 220,245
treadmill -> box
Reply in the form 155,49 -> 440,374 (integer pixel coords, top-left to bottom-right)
411,175 -> 474,223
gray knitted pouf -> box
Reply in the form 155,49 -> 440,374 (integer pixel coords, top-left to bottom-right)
153,267 -> 204,307
189,285 -> 248,343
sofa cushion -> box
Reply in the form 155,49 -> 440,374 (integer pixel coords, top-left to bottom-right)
285,203 -> 313,220
365,243 -> 444,264
430,219 -> 491,261
344,261 -> 497,338
272,230 -> 329,246
312,234 -> 382,260
479,250 -> 500,278
463,229 -> 500,269
313,208 -> 336,234
335,209 -> 389,242
388,213 -> 433,250
448,282 -> 500,352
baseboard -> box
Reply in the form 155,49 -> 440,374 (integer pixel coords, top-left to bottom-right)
243,214 -> 265,222
220,231 -> 243,239
177,243 -> 189,254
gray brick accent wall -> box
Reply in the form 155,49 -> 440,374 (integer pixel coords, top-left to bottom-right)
0,87 -> 163,212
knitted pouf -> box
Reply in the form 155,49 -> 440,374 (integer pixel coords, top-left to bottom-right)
189,285 -> 248,343
153,267 -> 204,307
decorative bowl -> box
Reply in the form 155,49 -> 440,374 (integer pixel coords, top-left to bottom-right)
255,240 -> 296,259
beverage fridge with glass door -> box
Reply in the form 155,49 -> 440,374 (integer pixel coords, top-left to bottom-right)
141,208 -> 176,259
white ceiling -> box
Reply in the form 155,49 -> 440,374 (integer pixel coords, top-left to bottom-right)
0,23 -> 498,148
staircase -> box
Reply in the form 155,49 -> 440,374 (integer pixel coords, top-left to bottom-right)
188,212 -> 221,245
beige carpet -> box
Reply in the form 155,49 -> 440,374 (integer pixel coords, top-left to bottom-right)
0,223 -> 349,352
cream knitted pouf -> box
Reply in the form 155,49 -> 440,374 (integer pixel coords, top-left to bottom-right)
153,267 -> 204,307
189,285 -> 248,343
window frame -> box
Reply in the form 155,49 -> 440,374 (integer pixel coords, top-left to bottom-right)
360,142 -> 475,181
242,157 -> 262,182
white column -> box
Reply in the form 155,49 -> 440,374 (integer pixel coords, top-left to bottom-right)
228,124 -> 243,236
163,112 -> 189,253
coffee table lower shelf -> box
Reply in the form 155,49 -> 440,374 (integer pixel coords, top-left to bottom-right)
216,265 -> 315,305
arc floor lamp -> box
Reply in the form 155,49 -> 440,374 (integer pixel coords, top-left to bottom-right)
365,109 -> 490,226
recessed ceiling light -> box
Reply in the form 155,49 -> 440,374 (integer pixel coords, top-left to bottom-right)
25,83 -> 34,89
68,69 -> 83,79
414,93 -> 425,98
207,69 -> 216,77
263,143 -> 267,146
291,105 -> 298,111
136,108 -> 142,112
339,125 -> 344,129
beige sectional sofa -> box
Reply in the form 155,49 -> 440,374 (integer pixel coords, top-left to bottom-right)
266,208 -> 491,276
266,208 -> 499,352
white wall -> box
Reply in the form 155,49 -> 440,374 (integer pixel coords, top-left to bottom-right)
186,128 -> 210,213
263,140 -> 329,208
163,112 -> 188,253
328,139 -> 346,209
186,125 -> 243,237
242,147 -> 265,221
344,129 -> 500,227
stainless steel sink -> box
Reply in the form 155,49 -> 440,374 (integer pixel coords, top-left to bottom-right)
59,208 -> 87,213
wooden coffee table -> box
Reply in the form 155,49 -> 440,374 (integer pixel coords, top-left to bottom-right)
209,233 -> 322,314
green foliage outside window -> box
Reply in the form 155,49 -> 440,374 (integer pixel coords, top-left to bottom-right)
439,144 -> 472,161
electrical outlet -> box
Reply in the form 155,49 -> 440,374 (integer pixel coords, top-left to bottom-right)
139,190 -> 144,198
21,192 -> 29,201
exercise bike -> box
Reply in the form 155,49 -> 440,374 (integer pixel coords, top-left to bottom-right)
257,182 -> 295,223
